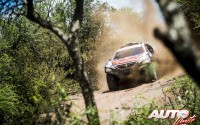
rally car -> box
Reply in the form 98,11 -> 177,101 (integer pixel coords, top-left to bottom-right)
105,42 -> 157,90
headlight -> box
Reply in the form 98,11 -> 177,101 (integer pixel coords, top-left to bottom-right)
105,67 -> 112,72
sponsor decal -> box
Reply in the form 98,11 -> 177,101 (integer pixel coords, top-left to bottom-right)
147,110 -> 196,125
112,54 -> 142,65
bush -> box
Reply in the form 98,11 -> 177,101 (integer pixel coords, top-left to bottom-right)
123,75 -> 200,125
0,85 -> 21,124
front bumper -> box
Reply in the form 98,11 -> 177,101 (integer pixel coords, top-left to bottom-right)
105,63 -> 142,80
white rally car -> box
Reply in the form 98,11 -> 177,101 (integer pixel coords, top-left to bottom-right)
105,42 -> 157,90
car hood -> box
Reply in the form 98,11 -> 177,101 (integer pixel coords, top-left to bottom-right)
112,53 -> 145,65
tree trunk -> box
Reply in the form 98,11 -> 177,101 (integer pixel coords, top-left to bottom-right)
155,0 -> 200,86
26,0 -> 100,124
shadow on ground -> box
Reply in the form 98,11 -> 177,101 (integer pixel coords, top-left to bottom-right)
102,80 -> 153,94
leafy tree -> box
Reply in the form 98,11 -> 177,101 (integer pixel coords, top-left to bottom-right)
176,0 -> 200,29
175,0 -> 200,47
0,0 -> 111,124
0,16 -> 71,124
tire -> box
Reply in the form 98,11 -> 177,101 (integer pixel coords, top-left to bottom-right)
106,74 -> 118,91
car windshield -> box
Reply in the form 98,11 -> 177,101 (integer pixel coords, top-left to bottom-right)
114,46 -> 144,60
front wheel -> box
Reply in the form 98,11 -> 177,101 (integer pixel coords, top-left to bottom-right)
106,74 -> 118,91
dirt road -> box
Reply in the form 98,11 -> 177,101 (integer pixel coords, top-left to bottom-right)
70,68 -> 183,124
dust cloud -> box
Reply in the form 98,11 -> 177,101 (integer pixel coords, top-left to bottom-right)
92,0 -> 180,90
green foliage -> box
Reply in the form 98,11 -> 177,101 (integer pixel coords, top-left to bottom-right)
64,106 -> 99,125
109,111 -> 119,125
0,0 -> 111,124
176,0 -> 200,29
124,75 -> 200,125
164,76 -> 200,123
0,85 -> 21,124
140,62 -> 157,81
123,98 -> 172,125
85,107 -> 100,125
0,16 -> 71,124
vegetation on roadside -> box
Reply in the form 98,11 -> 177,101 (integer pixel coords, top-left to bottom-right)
0,0 -> 113,124
123,75 -> 200,125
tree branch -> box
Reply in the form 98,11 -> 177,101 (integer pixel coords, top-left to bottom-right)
26,0 -> 69,44
155,0 -> 200,86
26,0 -> 99,124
